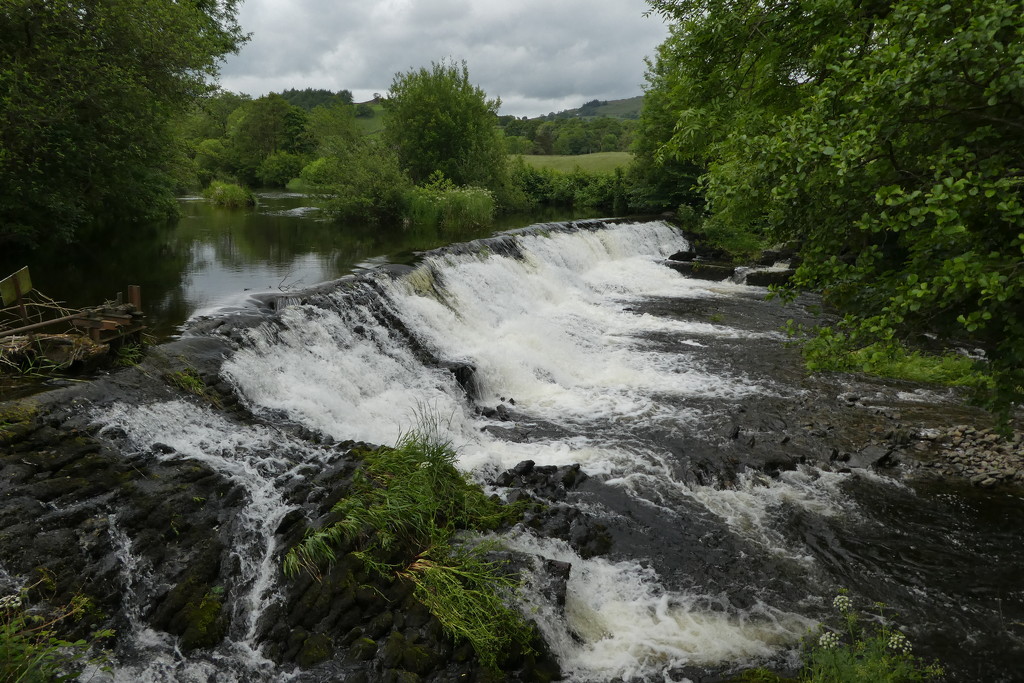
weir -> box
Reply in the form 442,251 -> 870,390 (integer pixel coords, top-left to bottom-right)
1,219 -> 1021,682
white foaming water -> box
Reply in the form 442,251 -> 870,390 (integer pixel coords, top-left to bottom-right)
96,221 -> 869,679
503,530 -> 812,682
93,400 -> 310,681
214,221 -> 832,677
684,467 -> 854,563
225,221 -> 768,449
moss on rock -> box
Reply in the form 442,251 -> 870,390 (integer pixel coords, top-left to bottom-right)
296,632 -> 334,667
181,589 -> 227,650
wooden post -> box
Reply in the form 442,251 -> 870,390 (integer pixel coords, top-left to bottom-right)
128,285 -> 142,309
12,274 -> 29,325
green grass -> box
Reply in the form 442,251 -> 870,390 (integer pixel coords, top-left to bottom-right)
163,365 -> 222,407
284,429 -> 530,670
354,101 -> 386,136
584,95 -> 643,118
544,95 -> 643,119
518,152 -> 632,174
793,325 -> 989,389
114,341 -> 145,367
405,176 -> 494,233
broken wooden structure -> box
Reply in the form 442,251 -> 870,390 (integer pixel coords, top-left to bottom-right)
1,267 -> 146,374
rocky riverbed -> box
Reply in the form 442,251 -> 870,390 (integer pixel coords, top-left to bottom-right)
2,319 -> 1019,682
2,220 -> 1022,682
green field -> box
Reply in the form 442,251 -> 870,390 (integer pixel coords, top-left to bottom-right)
354,101 -> 386,135
583,96 -> 643,119
518,152 -> 633,174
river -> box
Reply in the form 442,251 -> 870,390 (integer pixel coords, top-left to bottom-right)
0,192 -> 596,339
1,206 -> 1022,681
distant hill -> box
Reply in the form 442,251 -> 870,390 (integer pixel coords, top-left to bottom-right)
353,99 -> 385,135
541,96 -> 643,121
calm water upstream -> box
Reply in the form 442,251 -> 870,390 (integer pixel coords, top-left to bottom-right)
0,192 -> 595,339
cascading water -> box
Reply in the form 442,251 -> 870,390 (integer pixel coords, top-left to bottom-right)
86,219 -> 1023,682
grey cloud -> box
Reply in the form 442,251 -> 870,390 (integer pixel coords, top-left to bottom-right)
219,0 -> 666,117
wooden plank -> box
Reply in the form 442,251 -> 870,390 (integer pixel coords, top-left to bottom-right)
0,267 -> 32,307
0,311 -> 81,338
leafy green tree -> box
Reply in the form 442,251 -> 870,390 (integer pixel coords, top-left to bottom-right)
300,141 -> 411,223
226,94 -> 313,185
383,60 -> 507,190
644,0 -> 1024,416
533,122 -> 557,155
177,90 -> 252,144
0,0 -> 246,249
504,136 -> 535,155
257,151 -> 305,187
305,102 -> 361,157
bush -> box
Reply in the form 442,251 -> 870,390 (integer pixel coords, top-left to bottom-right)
284,429 -> 530,670
801,593 -> 943,682
405,174 -> 495,233
1,578 -> 113,682
300,142 -> 410,223
201,180 -> 255,208
257,151 -> 305,187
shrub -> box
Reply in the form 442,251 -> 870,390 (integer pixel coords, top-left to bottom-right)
300,142 -> 410,223
201,181 -> 255,208
507,162 -> 628,212
405,174 -> 495,233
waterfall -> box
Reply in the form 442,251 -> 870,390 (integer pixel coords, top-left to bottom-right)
83,219 -> 1021,681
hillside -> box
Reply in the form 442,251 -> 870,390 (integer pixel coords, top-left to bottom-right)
543,95 -> 643,120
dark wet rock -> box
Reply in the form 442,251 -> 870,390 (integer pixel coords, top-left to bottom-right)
438,361 -> 477,398
514,459 -> 535,475
482,425 -> 531,442
297,633 -> 335,667
540,559 -> 572,608
668,249 -> 697,262
847,444 -> 896,469
663,261 -> 736,281
349,636 -> 379,661
745,269 -> 795,287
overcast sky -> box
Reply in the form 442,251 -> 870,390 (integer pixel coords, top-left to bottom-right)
218,0 -> 669,118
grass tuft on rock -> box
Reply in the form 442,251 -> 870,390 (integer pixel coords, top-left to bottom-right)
284,429 -> 529,670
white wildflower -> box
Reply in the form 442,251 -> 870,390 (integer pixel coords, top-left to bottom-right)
888,632 -> 912,655
0,594 -> 22,610
818,631 -> 840,649
833,594 -> 852,613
